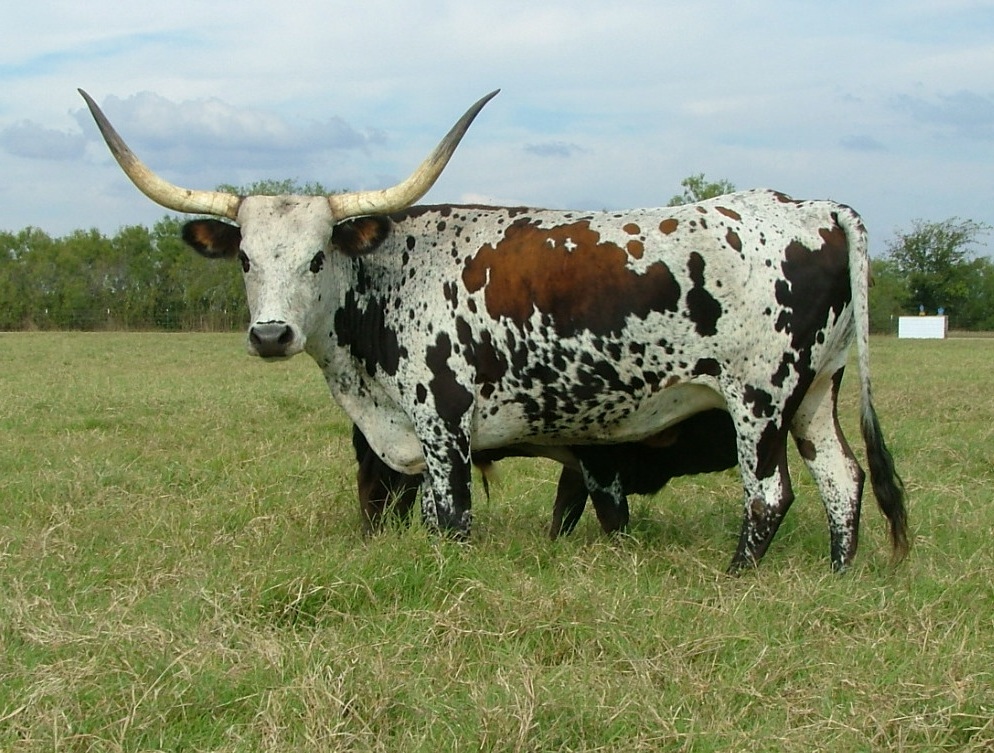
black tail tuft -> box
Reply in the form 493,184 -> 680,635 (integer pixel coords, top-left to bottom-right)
861,406 -> 910,563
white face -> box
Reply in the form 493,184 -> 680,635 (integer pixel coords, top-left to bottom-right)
235,195 -> 338,358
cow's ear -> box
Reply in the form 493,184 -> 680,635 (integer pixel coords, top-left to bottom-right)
332,216 -> 392,257
182,219 -> 242,260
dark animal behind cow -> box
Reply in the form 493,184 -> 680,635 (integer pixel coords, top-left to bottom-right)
355,409 -> 741,540
565,409 -> 739,535
80,88 -> 908,572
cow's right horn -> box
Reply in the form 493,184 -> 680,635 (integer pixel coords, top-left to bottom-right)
327,90 -> 499,222
79,89 -> 242,220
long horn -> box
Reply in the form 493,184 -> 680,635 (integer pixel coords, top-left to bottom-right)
78,89 -> 241,219
328,89 -> 499,221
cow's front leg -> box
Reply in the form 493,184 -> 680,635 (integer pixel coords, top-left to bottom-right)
421,426 -> 473,540
416,332 -> 476,537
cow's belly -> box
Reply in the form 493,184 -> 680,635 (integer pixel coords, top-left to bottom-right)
471,382 -> 726,450
328,352 -> 727,474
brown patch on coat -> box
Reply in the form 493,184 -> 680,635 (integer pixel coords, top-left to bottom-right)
726,228 -> 743,253
623,223 -> 644,258
462,218 -> 681,337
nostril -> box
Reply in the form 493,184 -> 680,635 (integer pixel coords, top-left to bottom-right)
277,327 -> 294,345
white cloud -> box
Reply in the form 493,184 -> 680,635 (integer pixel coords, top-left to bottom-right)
0,0 -> 992,254
523,141 -> 586,159
1,121 -> 87,160
894,89 -> 994,140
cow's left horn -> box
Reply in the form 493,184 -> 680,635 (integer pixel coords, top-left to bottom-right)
327,89 -> 499,222
78,89 -> 242,220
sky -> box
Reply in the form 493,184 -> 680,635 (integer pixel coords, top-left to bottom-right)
2,0 -> 993,257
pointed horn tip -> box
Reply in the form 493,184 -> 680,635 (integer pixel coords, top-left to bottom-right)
480,89 -> 500,106
78,89 -> 103,119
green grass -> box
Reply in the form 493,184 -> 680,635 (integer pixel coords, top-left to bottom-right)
1,332 -> 993,751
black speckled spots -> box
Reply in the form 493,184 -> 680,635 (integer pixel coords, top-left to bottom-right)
693,358 -> 721,377
334,291 -> 405,377
425,332 -> 473,420
744,385 -> 776,419
443,281 -> 459,309
771,352 -> 795,388
256,194 -> 895,571
424,332 -> 475,499
685,252 -> 722,336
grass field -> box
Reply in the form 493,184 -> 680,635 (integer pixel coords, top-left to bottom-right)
1,332 -> 993,752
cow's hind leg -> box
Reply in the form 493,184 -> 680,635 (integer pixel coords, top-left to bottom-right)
791,372 -> 865,571
728,412 -> 795,572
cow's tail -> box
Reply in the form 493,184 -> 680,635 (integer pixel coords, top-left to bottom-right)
838,206 -> 910,563
476,459 -> 497,502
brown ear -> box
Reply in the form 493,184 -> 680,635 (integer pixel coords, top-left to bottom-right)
182,219 -> 242,259
331,216 -> 392,257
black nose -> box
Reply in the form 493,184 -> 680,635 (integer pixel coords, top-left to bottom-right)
249,322 -> 295,358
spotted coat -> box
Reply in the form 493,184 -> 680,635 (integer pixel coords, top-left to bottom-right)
184,188 -> 908,571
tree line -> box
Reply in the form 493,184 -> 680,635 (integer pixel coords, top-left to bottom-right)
1,176 -> 991,332
0,217 -> 245,331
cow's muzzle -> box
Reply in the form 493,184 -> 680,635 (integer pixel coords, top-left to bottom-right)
248,322 -> 298,359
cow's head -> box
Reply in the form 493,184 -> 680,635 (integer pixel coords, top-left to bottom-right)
79,88 -> 497,358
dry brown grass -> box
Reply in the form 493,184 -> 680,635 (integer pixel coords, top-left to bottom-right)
1,333 -> 993,751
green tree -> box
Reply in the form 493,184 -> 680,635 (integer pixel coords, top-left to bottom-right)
153,216 -> 246,330
215,179 -> 338,197
668,174 -> 736,206
957,256 -> 994,331
867,258 -> 909,334
0,229 -> 51,329
884,218 -> 991,329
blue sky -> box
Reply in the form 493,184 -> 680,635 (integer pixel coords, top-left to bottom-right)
2,0 -> 993,257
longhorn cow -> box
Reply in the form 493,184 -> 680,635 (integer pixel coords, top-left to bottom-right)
79,88 -> 908,571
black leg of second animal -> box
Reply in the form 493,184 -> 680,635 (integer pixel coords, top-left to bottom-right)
549,467 -> 590,538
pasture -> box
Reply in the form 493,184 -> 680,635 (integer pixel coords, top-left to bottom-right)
1,332 -> 993,752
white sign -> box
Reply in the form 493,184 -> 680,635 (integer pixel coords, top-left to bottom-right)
898,316 -> 947,339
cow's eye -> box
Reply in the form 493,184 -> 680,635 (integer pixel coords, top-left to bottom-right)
237,251 -> 251,273
309,251 -> 325,274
